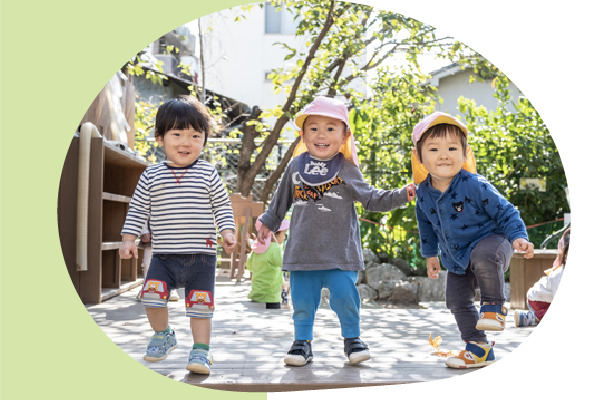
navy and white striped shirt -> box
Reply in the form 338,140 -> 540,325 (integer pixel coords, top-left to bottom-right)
121,159 -> 235,254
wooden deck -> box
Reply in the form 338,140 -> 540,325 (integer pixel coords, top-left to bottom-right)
87,269 -> 534,392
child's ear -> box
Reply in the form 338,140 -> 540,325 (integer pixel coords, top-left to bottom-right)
412,147 -> 421,163
155,135 -> 164,146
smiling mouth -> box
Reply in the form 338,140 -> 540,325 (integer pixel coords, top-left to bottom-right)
314,144 -> 330,148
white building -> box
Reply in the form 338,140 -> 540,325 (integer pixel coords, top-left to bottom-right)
189,2 -> 367,139
427,63 -> 523,117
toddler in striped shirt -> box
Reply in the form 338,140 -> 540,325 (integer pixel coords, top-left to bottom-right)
120,95 -> 236,375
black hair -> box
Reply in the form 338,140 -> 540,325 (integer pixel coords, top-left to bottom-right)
416,123 -> 468,162
154,95 -> 212,146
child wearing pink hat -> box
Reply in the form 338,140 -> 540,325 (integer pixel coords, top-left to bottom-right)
256,96 -> 416,366
246,219 -> 290,309
411,111 -> 534,368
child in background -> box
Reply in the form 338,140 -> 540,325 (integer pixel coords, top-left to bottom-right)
246,219 -> 290,309
256,96 -> 416,366
119,95 -> 237,375
515,227 -> 570,326
412,112 -> 534,369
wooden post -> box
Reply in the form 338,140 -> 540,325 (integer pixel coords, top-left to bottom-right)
229,194 -> 264,282
509,249 -> 558,309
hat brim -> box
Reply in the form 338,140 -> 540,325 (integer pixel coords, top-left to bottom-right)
294,113 -> 350,132
412,113 -> 469,146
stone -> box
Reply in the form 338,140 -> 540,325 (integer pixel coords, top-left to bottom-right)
377,280 -> 397,299
365,263 -> 407,290
409,271 -> 447,302
390,258 -> 412,276
362,248 -> 380,264
357,284 -> 377,302
358,269 -> 365,284
389,281 -> 420,304
364,261 -> 380,270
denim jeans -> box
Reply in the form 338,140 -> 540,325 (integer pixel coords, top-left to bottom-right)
143,253 -> 217,318
445,234 -> 513,342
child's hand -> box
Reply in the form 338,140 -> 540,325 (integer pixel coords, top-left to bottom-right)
513,238 -> 534,259
427,257 -> 441,279
256,221 -> 272,245
140,232 -> 151,243
221,230 -> 237,254
119,240 -> 138,259
405,183 -> 417,202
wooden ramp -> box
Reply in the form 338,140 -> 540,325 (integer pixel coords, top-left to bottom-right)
87,270 -> 534,392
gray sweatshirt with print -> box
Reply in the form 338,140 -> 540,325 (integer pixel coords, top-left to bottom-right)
259,156 -> 411,272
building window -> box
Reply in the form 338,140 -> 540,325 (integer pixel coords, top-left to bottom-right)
265,2 -> 297,34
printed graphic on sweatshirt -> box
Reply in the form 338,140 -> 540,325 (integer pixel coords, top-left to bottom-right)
292,171 -> 345,202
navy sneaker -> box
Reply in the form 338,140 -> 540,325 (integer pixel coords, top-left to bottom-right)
284,340 -> 313,366
344,337 -> 370,364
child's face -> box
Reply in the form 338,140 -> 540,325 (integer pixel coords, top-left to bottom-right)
156,126 -> 205,167
417,132 -> 466,191
301,115 -> 348,159
274,230 -> 287,245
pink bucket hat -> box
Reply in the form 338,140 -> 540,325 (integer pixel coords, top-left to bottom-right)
292,96 -> 359,166
411,111 -> 468,146
294,96 -> 351,131
251,218 -> 290,254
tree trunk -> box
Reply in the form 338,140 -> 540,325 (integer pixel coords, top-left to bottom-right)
234,0 -> 337,203
260,135 -> 301,203
236,106 -> 262,196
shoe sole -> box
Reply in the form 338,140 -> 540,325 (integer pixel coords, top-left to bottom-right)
475,319 -> 504,331
348,350 -> 370,364
514,311 -> 522,327
445,359 -> 495,369
186,363 -> 211,374
284,354 -> 313,366
143,345 -> 177,362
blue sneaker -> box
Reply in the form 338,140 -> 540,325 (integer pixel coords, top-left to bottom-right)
143,329 -> 177,361
186,348 -> 213,374
514,310 -> 538,327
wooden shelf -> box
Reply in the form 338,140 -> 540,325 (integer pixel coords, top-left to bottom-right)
58,135 -> 148,304
102,192 -> 131,203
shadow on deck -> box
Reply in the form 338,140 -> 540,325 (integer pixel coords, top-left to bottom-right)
87,269 -> 534,392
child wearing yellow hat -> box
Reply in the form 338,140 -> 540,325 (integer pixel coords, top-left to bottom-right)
412,111 -> 534,369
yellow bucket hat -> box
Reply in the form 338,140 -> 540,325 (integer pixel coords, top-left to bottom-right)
411,112 -> 476,184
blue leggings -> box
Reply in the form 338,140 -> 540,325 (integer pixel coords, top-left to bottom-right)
290,269 -> 361,340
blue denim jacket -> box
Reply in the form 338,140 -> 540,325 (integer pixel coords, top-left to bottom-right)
416,169 -> 528,274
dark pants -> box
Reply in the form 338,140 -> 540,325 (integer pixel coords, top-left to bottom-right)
446,235 -> 513,342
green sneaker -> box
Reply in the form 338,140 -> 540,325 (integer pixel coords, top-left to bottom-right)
186,348 -> 213,374
143,329 -> 177,361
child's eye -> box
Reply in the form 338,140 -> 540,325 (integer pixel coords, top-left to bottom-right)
449,147 -> 458,151
327,127 -> 335,132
